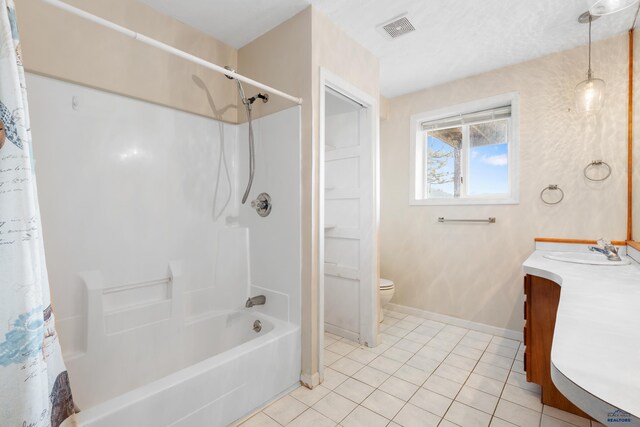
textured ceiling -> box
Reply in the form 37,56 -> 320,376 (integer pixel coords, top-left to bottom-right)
140,0 -> 638,97
310,0 -> 637,97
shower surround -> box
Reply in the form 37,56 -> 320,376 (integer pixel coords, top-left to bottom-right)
26,73 -> 302,426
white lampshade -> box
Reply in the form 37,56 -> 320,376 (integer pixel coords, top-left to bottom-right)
575,76 -> 606,113
590,0 -> 640,15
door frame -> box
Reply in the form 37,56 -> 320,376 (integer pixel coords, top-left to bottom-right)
318,68 -> 379,379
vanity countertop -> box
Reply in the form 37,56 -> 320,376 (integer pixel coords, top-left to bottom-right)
523,250 -> 640,422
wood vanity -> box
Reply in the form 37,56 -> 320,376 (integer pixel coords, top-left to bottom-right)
523,274 -> 591,418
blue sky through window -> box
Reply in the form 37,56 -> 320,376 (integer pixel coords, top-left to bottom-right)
469,143 -> 508,195
425,133 -> 508,197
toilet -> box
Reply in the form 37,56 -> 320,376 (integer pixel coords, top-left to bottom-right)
378,278 -> 395,322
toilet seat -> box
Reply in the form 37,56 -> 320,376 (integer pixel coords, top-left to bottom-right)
379,278 -> 394,290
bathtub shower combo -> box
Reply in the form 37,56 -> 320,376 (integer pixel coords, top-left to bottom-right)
27,56 -> 301,426
61,263 -> 299,427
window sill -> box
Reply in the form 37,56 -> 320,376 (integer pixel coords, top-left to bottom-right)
409,197 -> 519,206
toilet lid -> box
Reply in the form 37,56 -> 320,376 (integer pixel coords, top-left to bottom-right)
379,278 -> 394,289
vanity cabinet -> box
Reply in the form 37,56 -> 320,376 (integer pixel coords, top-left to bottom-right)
523,274 -> 591,418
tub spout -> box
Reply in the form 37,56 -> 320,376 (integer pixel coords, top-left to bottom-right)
245,295 -> 266,308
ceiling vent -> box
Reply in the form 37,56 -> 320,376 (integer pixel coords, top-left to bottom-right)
377,14 -> 415,39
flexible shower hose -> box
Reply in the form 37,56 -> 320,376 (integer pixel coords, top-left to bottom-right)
241,107 -> 255,204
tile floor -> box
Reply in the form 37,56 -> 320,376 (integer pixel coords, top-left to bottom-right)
235,309 -> 603,427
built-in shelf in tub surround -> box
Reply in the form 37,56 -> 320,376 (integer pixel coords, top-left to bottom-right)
522,247 -> 640,425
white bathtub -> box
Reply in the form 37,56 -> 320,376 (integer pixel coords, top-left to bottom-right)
61,309 -> 300,427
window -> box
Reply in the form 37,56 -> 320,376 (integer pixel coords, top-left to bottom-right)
410,93 -> 519,205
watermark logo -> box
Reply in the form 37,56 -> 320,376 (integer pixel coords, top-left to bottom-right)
608,409 -> 633,423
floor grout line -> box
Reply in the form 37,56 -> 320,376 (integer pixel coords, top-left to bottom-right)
488,344 -> 520,427
239,310 -> 593,427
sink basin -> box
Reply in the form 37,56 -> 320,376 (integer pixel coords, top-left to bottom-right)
543,252 -> 631,266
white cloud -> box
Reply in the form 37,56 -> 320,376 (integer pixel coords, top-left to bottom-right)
481,154 -> 508,166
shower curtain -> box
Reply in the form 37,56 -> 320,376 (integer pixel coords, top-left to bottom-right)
0,1 -> 75,426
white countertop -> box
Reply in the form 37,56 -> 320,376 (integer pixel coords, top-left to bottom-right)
523,248 -> 640,423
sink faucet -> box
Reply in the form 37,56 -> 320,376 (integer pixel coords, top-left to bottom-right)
588,239 -> 622,261
245,295 -> 266,308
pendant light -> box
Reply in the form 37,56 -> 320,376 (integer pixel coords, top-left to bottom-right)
590,0 -> 640,15
575,12 -> 605,113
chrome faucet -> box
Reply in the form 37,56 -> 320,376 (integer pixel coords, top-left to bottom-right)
245,295 -> 266,308
588,239 -> 622,261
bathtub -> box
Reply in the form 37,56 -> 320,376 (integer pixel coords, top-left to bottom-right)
59,262 -> 300,427
61,309 -> 300,427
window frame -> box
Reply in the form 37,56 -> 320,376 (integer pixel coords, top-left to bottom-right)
409,92 -> 520,206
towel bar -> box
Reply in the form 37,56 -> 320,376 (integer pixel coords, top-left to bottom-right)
437,217 -> 496,223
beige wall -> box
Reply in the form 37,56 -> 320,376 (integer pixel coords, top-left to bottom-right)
310,7 -> 379,377
380,96 -> 390,121
310,6 -> 381,193
238,7 -> 315,385
381,34 -> 629,332
237,8 -> 311,122
311,9 -> 380,103
17,0 -> 238,122
239,6 -> 379,386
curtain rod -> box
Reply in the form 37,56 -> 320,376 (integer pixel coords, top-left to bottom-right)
41,0 -> 303,106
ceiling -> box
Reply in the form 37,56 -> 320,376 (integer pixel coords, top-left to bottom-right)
138,0 -> 310,48
140,0 -> 638,97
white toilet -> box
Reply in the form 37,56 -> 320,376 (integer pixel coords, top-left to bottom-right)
378,278 -> 395,322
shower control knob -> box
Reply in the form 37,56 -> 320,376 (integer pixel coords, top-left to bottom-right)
250,199 -> 266,209
251,193 -> 272,217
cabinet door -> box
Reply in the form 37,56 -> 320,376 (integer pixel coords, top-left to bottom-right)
527,275 -> 559,386
526,275 -> 590,418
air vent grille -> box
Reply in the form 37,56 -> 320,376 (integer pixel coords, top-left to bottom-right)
380,16 -> 415,39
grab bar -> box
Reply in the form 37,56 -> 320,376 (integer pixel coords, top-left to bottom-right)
438,217 -> 496,223
102,277 -> 171,294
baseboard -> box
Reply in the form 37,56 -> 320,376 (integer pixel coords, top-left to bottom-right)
300,371 -> 320,389
386,303 -> 523,342
324,323 -> 360,343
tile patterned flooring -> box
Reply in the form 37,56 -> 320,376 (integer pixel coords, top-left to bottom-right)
236,309 -> 603,427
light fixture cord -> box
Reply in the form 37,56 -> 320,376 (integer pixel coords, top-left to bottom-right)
588,14 -> 593,79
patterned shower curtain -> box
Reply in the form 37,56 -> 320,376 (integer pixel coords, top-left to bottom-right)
0,1 -> 76,426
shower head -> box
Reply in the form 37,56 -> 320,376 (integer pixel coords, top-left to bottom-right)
224,65 -> 254,205
223,66 -> 267,206
224,65 -> 250,109
223,66 -> 269,110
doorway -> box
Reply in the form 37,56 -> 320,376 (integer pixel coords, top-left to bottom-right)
318,69 -> 379,380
